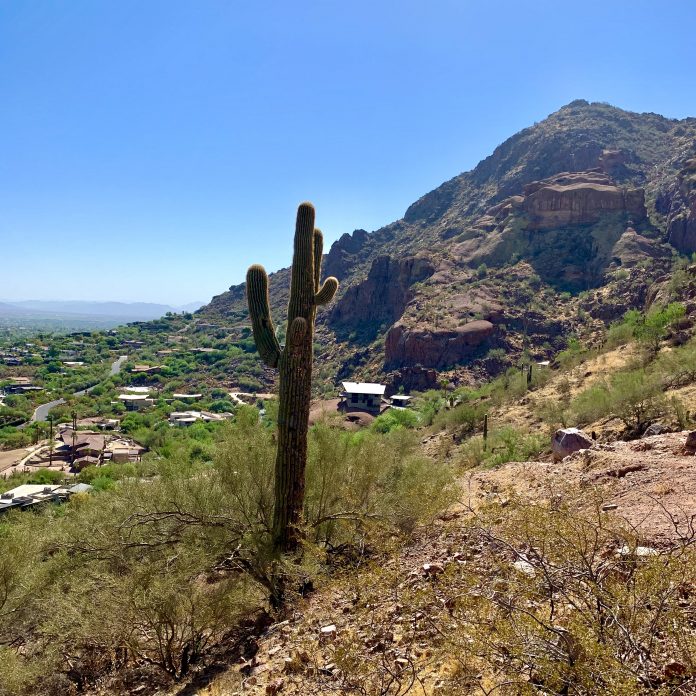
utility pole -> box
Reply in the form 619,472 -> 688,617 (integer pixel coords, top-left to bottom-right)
71,410 -> 77,464
48,415 -> 54,468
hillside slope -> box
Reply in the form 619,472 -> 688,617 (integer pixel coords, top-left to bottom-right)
198,100 -> 696,392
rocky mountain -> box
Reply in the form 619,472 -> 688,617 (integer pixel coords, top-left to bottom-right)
199,100 -> 696,391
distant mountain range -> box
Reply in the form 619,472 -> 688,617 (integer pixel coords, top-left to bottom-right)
0,299 -> 204,331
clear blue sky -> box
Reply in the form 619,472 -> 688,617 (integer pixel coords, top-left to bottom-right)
1,1 -> 695,305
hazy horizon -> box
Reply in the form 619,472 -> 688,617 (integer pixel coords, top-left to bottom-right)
2,1 -> 696,304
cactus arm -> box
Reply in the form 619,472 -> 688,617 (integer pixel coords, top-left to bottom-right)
313,228 -> 323,292
246,264 -> 281,368
314,276 -> 339,305
287,202 -> 316,324
287,317 -> 307,347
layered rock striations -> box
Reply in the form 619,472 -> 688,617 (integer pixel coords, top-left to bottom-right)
522,171 -> 647,229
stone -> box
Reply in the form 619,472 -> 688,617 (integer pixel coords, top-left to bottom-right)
422,562 -> 445,576
385,320 -> 494,369
551,427 -> 594,461
320,624 -> 337,641
642,422 -> 671,437
684,430 -> 696,453
617,545 -> 659,558
266,678 -> 285,694
512,559 -> 536,576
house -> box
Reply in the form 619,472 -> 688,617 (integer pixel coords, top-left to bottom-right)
0,485 -> 66,513
389,395 -> 413,408
104,438 -> 146,463
172,393 -> 202,401
2,377 -> 44,395
118,394 -> 155,411
169,410 -> 227,427
340,382 -> 386,413
131,364 -> 162,374
0,483 -> 93,514
59,429 -> 106,461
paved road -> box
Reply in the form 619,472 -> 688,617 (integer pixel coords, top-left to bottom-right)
30,398 -> 67,423
110,354 -> 127,376
24,354 -> 128,424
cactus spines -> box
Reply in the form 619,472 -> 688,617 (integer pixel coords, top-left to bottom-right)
246,202 -> 339,552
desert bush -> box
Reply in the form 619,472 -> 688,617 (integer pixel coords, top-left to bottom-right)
298,493 -> 696,695
431,400 -> 487,433
457,427 -> 545,469
307,424 -> 455,541
572,371 -> 665,433
371,408 -> 420,433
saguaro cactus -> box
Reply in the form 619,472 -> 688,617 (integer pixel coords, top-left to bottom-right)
246,202 -> 339,552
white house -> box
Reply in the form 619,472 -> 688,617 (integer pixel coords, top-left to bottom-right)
340,382 -> 386,413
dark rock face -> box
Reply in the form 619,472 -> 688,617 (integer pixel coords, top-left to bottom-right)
324,229 -> 369,280
666,159 -> 696,254
385,320 -> 494,369
330,254 -> 435,333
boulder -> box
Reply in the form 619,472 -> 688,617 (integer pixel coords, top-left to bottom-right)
551,427 -> 593,461
684,430 -> 696,454
642,422 -> 671,438
385,320 -> 495,369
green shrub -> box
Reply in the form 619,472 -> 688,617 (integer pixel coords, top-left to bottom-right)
371,408 -> 420,434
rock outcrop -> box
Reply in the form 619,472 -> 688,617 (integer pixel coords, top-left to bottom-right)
385,365 -> 440,395
664,159 -> 696,254
522,171 -> 647,230
324,229 -> 370,280
331,254 -> 435,333
385,320 -> 494,369
456,171 -> 652,292
552,427 -> 594,461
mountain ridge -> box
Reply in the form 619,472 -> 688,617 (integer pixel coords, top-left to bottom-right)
197,100 -> 696,389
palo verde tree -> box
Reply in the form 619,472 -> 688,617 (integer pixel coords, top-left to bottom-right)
246,202 -> 339,552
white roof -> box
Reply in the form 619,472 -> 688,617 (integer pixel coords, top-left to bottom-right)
118,394 -> 151,401
123,386 -> 151,393
390,395 -> 412,401
172,393 -> 202,399
342,382 -> 386,396
1,484 -> 61,498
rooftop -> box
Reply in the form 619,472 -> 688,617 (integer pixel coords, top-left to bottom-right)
341,382 -> 386,396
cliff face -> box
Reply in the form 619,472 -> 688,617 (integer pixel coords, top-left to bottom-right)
522,171 -> 647,229
196,100 -> 696,385
385,320 -> 495,369
330,254 -> 435,333
453,169 -> 667,292
664,158 -> 696,254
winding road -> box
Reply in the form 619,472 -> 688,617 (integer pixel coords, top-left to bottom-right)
25,355 -> 128,424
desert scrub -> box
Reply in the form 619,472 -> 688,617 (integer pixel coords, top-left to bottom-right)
572,370 -> 665,433
456,426 -> 545,469
278,493 -> 696,695
371,407 -> 420,433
